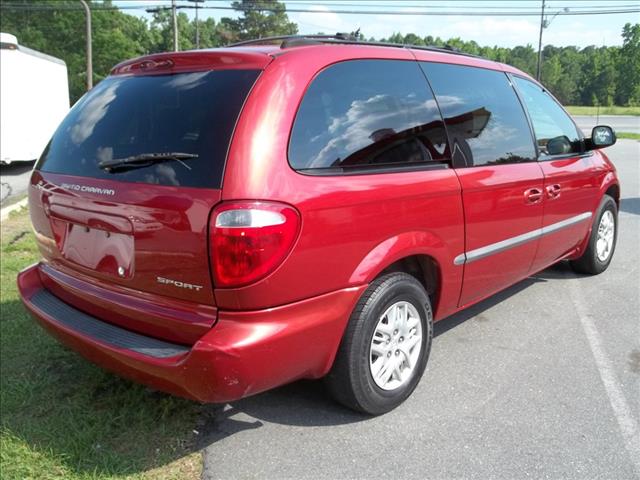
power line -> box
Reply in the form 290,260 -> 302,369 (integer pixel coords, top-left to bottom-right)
1,2 -> 638,16
207,0 -> 639,2
272,0 -> 639,1
256,1 -> 640,8
205,0 -> 640,7
0,3 -> 166,11
202,6 -> 640,16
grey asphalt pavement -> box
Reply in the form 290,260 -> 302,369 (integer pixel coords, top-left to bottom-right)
575,115 -> 640,134
201,139 -> 640,480
0,160 -> 34,207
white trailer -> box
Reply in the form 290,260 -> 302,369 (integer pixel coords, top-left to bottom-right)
1,32 -> 70,164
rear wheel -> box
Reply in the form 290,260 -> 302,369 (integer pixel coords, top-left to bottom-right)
325,273 -> 433,415
570,194 -> 618,275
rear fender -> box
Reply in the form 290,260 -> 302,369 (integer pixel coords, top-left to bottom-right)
349,231 -> 462,320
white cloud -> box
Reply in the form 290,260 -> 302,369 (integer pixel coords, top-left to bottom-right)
429,18 -> 539,46
541,20 -> 620,48
165,71 -> 209,90
290,10 -> 625,48
70,80 -> 121,144
291,5 -> 353,34
119,0 -> 627,48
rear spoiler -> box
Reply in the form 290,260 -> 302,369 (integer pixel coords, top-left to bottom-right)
111,49 -> 272,76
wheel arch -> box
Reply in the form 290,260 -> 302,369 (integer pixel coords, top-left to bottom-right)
348,231 -> 457,319
378,255 -> 440,308
604,182 -> 620,209
572,181 -> 620,260
599,170 -> 620,209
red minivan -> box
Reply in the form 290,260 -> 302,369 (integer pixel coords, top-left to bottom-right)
18,36 -> 619,414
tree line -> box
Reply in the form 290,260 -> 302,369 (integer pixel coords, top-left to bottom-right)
1,0 -> 638,107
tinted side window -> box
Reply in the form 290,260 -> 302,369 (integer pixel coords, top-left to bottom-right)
512,76 -> 583,157
420,62 -> 536,167
289,60 -> 449,172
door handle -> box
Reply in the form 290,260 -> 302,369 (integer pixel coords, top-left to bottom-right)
524,188 -> 543,204
546,184 -> 561,199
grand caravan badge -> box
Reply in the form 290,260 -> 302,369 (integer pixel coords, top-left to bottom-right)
61,182 -> 116,196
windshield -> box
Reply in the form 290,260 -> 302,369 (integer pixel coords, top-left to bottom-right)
36,69 -> 260,188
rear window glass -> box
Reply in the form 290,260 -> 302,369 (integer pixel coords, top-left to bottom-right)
37,69 -> 260,188
289,59 -> 449,173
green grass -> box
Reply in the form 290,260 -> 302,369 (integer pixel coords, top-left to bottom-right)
0,210 -> 202,479
565,105 -> 640,116
617,132 -> 640,140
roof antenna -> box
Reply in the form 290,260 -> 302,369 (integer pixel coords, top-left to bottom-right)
350,27 -> 361,40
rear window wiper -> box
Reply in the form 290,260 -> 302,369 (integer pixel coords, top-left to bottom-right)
98,152 -> 199,172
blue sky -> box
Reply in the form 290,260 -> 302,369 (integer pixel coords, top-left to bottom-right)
113,1 -> 640,48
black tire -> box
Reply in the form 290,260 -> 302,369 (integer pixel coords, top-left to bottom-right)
325,272 -> 433,415
570,194 -> 618,275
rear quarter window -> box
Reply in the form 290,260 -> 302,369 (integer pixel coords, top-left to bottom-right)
37,69 -> 260,188
289,59 -> 449,173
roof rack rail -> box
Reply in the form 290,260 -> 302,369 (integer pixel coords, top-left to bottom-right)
226,34 -> 485,60
227,33 -> 358,48
321,38 -> 483,59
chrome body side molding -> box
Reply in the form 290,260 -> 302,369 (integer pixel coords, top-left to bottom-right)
454,212 -> 592,266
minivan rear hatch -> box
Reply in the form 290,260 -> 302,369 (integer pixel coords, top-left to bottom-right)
29,52 -> 264,341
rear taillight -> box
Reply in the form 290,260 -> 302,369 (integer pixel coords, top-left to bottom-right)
210,202 -> 300,288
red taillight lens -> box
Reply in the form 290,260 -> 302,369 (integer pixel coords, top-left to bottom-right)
210,202 -> 300,288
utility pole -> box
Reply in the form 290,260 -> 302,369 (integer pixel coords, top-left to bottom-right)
148,1 -> 187,52
79,0 -> 92,90
172,0 -> 179,51
195,0 -> 200,49
536,0 -> 545,81
188,0 -> 205,49
536,3 -> 568,81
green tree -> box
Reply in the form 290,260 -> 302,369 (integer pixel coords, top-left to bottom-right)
541,54 -> 564,99
224,0 -> 297,42
443,37 -> 465,51
195,17 -> 227,48
403,33 -> 424,46
149,10 -> 195,52
507,45 -> 537,77
92,7 -> 152,82
617,23 -> 640,105
385,32 -> 405,44
555,46 -> 583,105
0,0 -> 151,103
581,46 -> 618,106
147,9 -> 229,50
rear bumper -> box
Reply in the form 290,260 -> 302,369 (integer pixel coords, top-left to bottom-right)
18,263 -> 366,403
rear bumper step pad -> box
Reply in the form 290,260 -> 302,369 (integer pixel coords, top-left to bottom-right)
30,289 -> 189,359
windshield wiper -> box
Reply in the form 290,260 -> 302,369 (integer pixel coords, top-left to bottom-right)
98,152 -> 199,172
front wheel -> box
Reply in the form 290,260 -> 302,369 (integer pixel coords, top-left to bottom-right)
570,194 -> 618,275
325,273 -> 433,415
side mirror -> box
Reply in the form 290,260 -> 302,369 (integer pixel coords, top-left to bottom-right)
546,135 -> 572,155
588,125 -> 616,150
